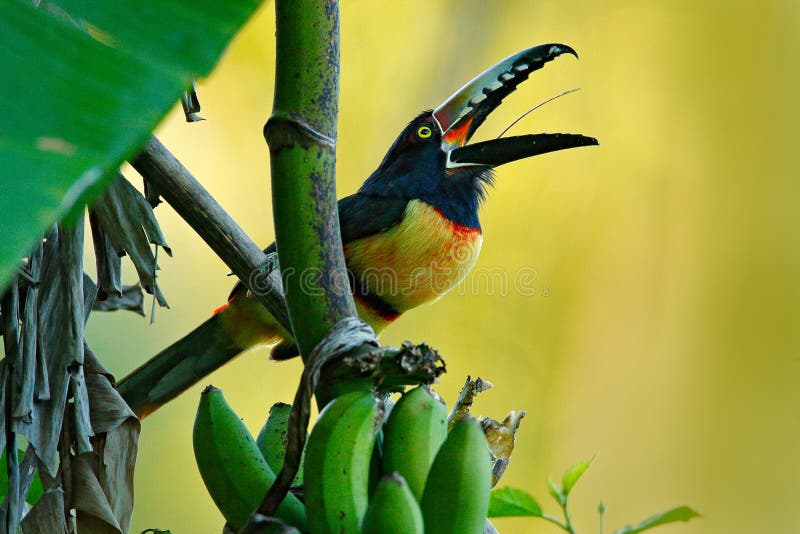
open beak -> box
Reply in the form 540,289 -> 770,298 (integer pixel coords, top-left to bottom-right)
432,43 -> 598,168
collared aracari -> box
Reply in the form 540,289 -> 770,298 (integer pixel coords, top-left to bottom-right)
121,44 -> 597,417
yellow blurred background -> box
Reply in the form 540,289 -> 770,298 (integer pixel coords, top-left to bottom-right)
85,1 -> 800,532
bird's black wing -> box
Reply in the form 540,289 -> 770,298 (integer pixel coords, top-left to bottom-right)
337,192 -> 408,244
228,193 -> 408,300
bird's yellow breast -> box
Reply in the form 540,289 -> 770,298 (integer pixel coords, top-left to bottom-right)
344,199 -> 482,321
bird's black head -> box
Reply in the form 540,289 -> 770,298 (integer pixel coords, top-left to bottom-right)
360,111 -> 493,228
360,43 -> 599,229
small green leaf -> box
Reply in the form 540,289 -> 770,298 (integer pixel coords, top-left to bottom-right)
613,506 -> 701,534
0,448 -> 44,505
26,471 -> 44,506
548,476 -> 565,506
488,487 -> 542,517
562,456 -> 594,496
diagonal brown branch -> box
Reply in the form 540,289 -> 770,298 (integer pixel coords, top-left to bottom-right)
131,135 -> 291,332
117,136 -> 293,415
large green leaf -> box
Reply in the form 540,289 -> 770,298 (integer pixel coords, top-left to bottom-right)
0,0 -> 263,289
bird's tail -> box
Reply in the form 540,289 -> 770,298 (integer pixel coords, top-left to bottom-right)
118,302 -> 274,419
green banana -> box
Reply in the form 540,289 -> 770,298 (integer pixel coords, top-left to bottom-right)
192,386 -> 307,531
420,415 -> 492,534
361,472 -> 424,534
256,402 -> 304,485
382,386 -> 448,501
304,391 -> 381,534
368,428 -> 383,498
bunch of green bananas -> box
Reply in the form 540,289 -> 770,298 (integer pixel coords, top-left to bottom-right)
302,386 -> 492,534
192,386 -> 308,531
193,385 -> 495,533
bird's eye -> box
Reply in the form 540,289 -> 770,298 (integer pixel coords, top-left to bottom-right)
417,126 -> 432,139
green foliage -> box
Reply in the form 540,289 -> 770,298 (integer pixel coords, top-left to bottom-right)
561,456 -> 594,497
0,0 -> 263,289
492,458 -> 699,534
488,486 -> 542,517
549,475 -> 567,506
613,506 -> 701,534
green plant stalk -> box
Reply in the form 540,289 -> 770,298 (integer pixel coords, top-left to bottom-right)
541,513 -> 574,533
265,0 -> 354,367
599,500 -> 606,534
540,497 -> 576,534
560,496 -> 576,533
